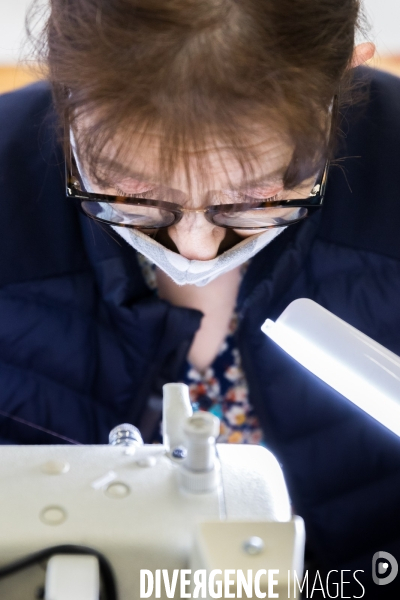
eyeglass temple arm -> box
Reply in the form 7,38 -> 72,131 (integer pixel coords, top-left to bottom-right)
319,94 -> 339,197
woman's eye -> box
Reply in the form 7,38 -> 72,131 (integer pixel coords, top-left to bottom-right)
242,186 -> 282,200
113,177 -> 156,196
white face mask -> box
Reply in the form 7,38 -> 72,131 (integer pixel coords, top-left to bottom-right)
110,225 -> 286,286
71,134 -> 287,286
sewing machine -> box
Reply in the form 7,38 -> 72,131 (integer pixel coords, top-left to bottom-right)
0,383 -> 304,600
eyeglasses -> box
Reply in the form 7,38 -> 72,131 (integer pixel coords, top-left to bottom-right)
65,97 -> 337,230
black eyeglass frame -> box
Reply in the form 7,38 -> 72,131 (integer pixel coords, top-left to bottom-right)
65,96 -> 338,230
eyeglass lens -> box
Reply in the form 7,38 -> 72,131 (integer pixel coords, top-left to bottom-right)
82,200 -> 308,229
210,206 -> 307,228
82,200 -> 177,228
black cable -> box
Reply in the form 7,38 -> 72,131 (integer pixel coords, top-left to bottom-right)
0,544 -> 118,600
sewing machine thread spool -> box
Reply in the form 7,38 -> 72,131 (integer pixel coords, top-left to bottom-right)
179,413 -> 220,493
183,412 -> 220,472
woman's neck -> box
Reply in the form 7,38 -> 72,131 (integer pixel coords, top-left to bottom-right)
156,266 -> 242,373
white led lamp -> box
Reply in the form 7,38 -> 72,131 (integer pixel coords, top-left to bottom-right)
262,298 -> 400,437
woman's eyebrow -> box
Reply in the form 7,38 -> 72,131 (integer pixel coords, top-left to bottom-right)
97,156 -> 287,189
233,167 -> 286,190
96,157 -> 157,183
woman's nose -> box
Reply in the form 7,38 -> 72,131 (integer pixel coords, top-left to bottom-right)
167,212 -> 226,261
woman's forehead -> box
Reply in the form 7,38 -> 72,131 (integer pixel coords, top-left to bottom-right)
77,117 -> 293,192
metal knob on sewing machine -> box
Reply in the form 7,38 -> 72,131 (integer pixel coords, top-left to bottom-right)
108,423 -> 144,447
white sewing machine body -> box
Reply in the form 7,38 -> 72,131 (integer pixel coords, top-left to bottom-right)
0,385 -> 305,599
0,441 -> 301,599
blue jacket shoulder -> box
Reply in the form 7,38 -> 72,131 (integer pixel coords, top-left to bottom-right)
319,67 -> 400,260
0,81 -> 88,286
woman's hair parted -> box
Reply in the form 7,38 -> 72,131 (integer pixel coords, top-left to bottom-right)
28,0 -> 365,190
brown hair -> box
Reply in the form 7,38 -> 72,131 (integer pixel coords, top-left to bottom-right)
29,0 -> 364,190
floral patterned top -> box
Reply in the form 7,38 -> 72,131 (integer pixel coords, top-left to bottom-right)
138,254 -> 264,445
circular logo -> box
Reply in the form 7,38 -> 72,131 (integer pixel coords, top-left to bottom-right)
372,551 -> 399,586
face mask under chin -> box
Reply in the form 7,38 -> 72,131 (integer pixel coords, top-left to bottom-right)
111,223 -> 286,286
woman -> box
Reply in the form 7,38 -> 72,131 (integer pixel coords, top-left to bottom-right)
1,0 -> 400,595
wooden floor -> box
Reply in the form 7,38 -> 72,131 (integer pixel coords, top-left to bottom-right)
0,56 -> 399,95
